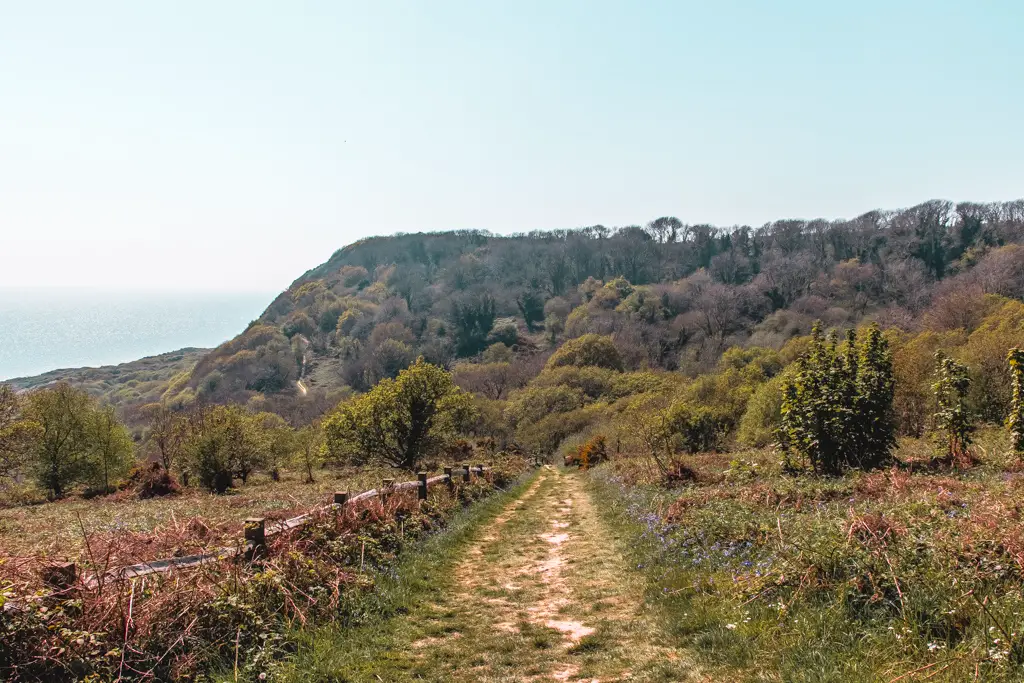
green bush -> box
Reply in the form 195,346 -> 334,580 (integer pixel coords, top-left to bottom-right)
546,334 -> 624,372
780,323 -> 896,474
325,358 -> 477,470
737,372 -> 790,447
667,401 -> 730,453
505,384 -> 586,426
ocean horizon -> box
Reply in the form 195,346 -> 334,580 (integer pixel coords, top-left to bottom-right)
0,288 -> 273,381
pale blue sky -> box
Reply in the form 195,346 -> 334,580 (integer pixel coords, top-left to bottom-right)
2,1 -> 1022,293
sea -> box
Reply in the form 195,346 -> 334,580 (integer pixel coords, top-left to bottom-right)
0,289 -> 273,381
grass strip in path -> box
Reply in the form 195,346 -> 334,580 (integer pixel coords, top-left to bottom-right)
279,467 -> 703,682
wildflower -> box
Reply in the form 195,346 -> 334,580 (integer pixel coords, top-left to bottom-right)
725,623 -> 737,630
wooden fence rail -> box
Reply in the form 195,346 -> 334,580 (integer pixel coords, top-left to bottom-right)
72,464 -> 492,590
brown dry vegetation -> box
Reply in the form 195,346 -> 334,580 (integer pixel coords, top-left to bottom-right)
0,466 -> 392,563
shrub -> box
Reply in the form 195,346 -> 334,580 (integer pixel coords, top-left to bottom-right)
546,334 -> 624,372
128,461 -> 181,498
1008,347 -> 1024,453
566,435 -> 608,468
324,358 -> 477,470
737,372 -> 789,447
780,323 -> 896,474
933,352 -> 974,458
183,405 -> 269,493
529,366 -> 618,400
504,385 -> 586,426
667,401 -> 729,454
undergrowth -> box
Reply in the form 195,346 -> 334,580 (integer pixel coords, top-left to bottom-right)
588,432 -> 1024,682
269,469 -> 540,683
0,457 -> 531,682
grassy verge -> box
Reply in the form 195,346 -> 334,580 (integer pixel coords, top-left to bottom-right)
585,439 -> 1024,683
0,466 -> 396,560
266,470 -> 540,683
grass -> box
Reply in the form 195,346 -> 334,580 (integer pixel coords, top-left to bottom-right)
276,467 -> 701,682
586,427 -> 1024,682
0,465 -> 395,563
269,469 -> 541,683
1,463 -> 528,682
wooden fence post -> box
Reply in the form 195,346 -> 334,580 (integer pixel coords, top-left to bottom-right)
418,472 -> 428,500
334,491 -> 349,506
42,562 -> 76,590
462,464 -> 471,483
244,518 -> 266,561
444,466 -> 454,492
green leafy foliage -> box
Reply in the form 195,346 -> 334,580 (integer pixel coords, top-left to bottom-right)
86,405 -> 134,493
0,385 -> 40,480
324,358 -> 477,470
546,334 -> 624,372
780,323 -> 896,474
933,352 -> 974,458
1007,348 -> 1024,453
182,404 -> 270,493
23,383 -> 137,497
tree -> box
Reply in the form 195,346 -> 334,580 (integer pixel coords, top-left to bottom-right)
183,405 -> 268,493
450,293 -> 496,357
140,403 -> 185,472
622,394 -> 672,475
256,412 -> 294,481
516,290 -> 545,332
24,383 -> 96,497
546,334 -> 624,372
780,324 -> 895,474
324,358 -> 477,470
0,384 -> 40,480
932,352 -> 973,459
1008,348 -> 1024,453
293,422 -> 326,484
852,325 -> 897,468
88,405 -> 134,493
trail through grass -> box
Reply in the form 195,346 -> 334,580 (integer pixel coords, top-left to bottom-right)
287,466 -> 702,682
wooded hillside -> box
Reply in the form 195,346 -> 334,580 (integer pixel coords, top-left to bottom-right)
166,199 -> 1024,417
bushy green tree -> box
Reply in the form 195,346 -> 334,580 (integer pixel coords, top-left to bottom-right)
1008,348 -> 1024,453
324,358 -> 477,470
24,384 -> 98,497
667,401 -> 730,454
450,293 -> 496,357
545,334 -> 624,372
256,412 -> 295,481
0,384 -> 40,480
932,352 -> 973,458
88,405 -> 135,493
504,384 -> 586,426
780,323 -> 895,474
183,405 -> 269,493
516,290 -> 545,332
737,372 -> 789,447
293,422 -> 326,483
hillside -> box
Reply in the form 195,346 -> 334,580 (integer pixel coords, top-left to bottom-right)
166,198 -> 1024,415
10,199 -> 1024,681
7,348 -> 207,427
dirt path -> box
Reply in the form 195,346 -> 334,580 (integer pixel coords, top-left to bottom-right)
295,334 -> 310,396
371,467 -> 702,682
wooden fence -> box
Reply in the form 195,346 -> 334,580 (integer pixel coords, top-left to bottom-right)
40,464 -> 494,591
